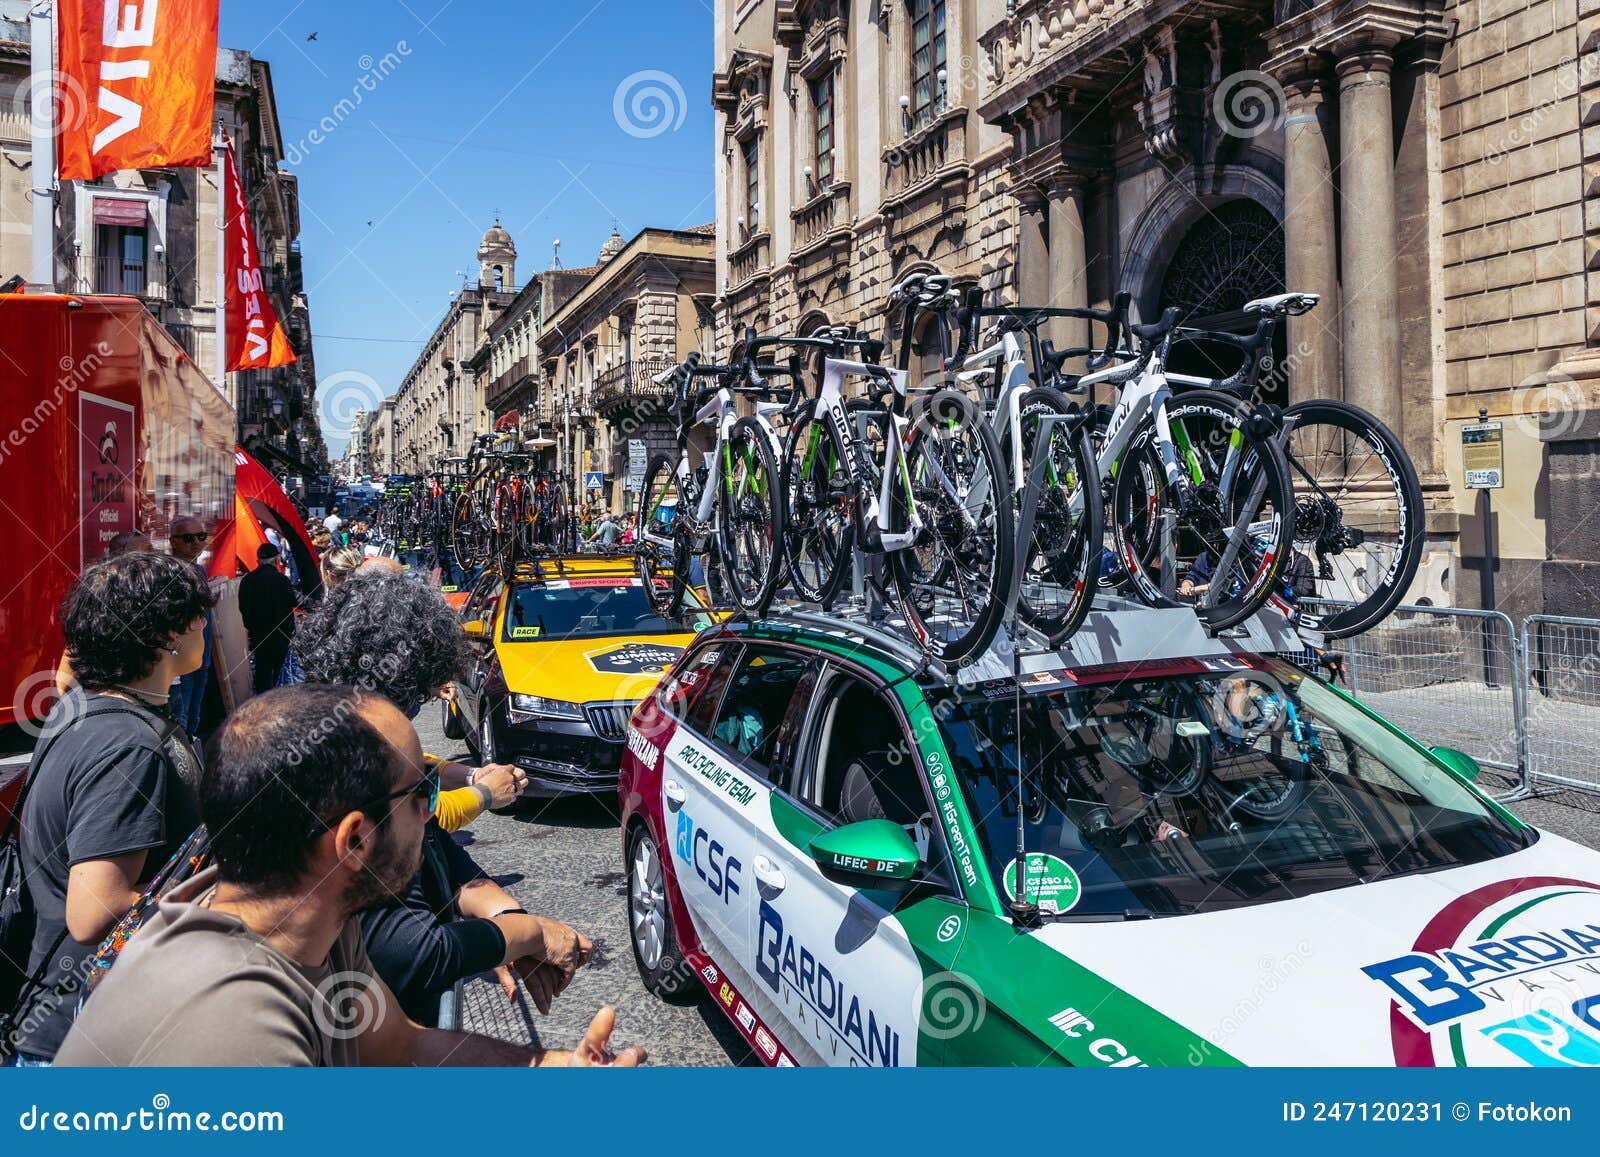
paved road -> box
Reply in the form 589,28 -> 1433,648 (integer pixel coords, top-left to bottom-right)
415,704 -> 754,1066
418,700 -> 1600,1068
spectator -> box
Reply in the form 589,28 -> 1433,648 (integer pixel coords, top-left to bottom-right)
587,511 -> 621,549
106,529 -> 153,556
291,568 -> 583,1023
7,553 -> 212,1065
619,513 -> 637,546
320,544 -> 366,589
323,511 -> 343,542
55,685 -> 643,1067
238,543 -> 300,694
168,515 -> 214,736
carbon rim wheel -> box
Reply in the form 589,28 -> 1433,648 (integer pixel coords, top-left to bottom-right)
637,454 -> 689,617
1012,388 -> 1102,642
891,390 -> 1015,663
720,418 -> 784,615
1282,399 -> 1424,639
782,410 -> 853,606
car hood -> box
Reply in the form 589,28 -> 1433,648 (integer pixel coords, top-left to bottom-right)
497,634 -> 696,705
1027,832 -> 1600,1066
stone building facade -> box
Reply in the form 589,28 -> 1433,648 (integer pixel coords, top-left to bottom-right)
0,19 -> 325,474
536,226 -> 716,512
484,261 -> 597,461
390,223 -> 517,471
714,0 -> 1600,618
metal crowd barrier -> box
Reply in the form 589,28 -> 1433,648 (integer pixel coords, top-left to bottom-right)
1299,600 -> 1530,801
1520,615 -> 1600,796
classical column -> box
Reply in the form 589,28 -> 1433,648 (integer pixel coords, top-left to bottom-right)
1336,47 -> 1402,429
1045,174 -> 1089,352
1014,185 -> 1050,307
1279,63 -> 1341,402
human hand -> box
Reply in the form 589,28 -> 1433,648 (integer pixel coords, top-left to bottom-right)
568,1006 -> 646,1067
471,763 -> 527,808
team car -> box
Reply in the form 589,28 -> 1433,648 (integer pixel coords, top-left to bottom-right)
619,607 -> 1600,1067
447,556 -> 712,796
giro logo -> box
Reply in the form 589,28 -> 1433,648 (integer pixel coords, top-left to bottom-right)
1362,877 -> 1600,1066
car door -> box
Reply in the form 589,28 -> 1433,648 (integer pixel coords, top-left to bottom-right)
741,663 -> 968,1067
455,571 -> 502,735
659,643 -> 819,1041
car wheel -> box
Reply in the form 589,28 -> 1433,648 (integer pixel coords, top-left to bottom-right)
478,700 -> 499,765
441,696 -> 464,740
626,824 -> 695,1004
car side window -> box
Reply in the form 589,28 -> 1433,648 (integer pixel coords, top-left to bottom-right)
658,643 -> 739,728
708,646 -> 813,777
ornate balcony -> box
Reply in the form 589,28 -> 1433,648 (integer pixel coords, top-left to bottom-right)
594,358 -> 675,417
487,355 -> 532,412
791,181 -> 852,257
882,106 -> 970,209
728,231 -> 772,291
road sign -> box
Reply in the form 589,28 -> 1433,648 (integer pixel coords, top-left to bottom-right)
584,471 -> 605,492
1462,421 -> 1504,489
627,440 -> 647,492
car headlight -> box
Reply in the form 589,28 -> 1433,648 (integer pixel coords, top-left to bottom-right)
508,693 -> 585,723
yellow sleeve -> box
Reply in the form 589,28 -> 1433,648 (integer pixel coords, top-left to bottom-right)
422,754 -> 487,834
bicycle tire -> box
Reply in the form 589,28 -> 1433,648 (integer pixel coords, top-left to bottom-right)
891,389 -> 1015,663
1008,388 -> 1102,643
637,454 -> 689,618
781,408 -> 854,607
1112,389 -> 1295,631
1281,399 -> 1423,639
720,417 -> 785,616
450,485 -> 488,571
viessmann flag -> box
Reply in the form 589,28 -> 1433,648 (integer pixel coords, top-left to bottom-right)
223,139 -> 296,370
56,0 -> 219,180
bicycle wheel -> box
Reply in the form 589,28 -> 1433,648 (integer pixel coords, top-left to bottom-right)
1281,399 -> 1423,639
719,417 -> 784,616
1112,389 -> 1295,631
637,454 -> 690,617
1010,388 -> 1102,643
450,484 -> 489,571
891,389 -> 1015,663
782,408 -> 854,606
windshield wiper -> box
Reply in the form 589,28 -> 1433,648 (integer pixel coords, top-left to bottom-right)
1028,906 -> 1159,924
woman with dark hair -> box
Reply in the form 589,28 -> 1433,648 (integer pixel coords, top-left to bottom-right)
8,553 -> 213,1065
289,567 -> 589,1026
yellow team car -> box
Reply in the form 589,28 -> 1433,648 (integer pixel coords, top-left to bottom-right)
445,556 -> 713,797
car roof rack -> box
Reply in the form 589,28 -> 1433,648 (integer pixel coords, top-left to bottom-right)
747,593 -> 1307,692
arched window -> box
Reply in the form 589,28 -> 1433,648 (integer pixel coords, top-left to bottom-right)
493,264 -> 504,291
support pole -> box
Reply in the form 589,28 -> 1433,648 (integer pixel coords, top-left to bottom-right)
28,1 -> 55,291
215,125 -> 229,402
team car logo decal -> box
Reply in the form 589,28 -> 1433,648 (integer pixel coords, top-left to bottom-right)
585,641 -> 683,674
1362,877 -> 1600,1066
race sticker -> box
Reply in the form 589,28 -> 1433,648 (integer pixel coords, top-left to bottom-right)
587,641 -> 683,674
509,626 -> 541,639
1003,853 -> 1082,914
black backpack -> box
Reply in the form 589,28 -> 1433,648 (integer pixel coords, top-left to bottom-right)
0,697 -> 181,1042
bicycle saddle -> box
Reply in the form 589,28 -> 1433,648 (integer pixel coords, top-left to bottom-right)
1243,292 -> 1319,317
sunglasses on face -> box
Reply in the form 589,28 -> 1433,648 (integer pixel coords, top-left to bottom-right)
307,764 -> 439,837
175,532 -> 208,544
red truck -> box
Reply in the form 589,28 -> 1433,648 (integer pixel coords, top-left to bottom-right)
0,293 -> 234,772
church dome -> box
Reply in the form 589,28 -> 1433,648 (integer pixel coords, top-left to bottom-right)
596,228 -> 625,265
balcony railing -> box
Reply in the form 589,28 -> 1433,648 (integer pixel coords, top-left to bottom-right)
487,355 -> 531,411
594,359 -> 675,415
76,254 -> 165,300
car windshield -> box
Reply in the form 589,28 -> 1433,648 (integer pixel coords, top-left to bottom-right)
502,578 -> 711,641
938,660 -> 1531,920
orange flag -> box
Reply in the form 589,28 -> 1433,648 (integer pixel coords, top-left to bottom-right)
223,139 -> 296,371
56,0 -> 219,180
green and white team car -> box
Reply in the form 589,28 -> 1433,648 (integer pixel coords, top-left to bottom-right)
618,602 -> 1600,1068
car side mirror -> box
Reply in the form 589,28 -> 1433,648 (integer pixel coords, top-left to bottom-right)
809,819 -> 921,891
1431,745 -> 1482,783
462,619 -> 487,641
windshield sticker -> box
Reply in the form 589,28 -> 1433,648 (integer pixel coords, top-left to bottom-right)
1363,877 -> 1600,1066
925,751 -> 979,891
509,626 -> 541,639
672,738 -> 757,807
587,641 -> 683,674
1003,853 -> 1082,914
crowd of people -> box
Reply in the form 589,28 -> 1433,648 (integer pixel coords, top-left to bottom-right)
1,523 -> 645,1068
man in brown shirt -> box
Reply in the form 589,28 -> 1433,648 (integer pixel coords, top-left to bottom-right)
56,684 -> 644,1068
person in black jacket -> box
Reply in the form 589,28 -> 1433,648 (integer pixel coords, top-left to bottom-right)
290,566 -> 589,1025
238,543 -> 299,692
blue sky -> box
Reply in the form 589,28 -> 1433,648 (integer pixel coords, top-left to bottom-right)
219,1 -> 714,455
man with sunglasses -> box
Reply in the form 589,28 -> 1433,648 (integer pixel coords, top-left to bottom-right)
55,684 -> 645,1067
168,516 -> 214,735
